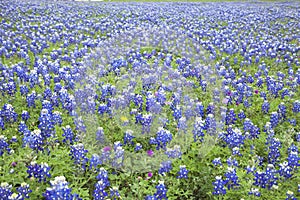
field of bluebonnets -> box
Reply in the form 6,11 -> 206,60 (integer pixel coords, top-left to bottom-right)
0,0 -> 300,199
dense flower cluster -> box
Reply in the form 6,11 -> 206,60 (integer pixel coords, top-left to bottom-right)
26,162 -> 51,183
146,181 -> 168,200
43,176 -> 81,200
150,127 -> 173,150
0,0 -> 299,199
0,135 -> 11,156
177,165 -> 189,179
70,144 -> 89,170
94,168 -> 110,200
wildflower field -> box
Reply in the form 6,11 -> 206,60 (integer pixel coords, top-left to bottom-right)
0,0 -> 300,199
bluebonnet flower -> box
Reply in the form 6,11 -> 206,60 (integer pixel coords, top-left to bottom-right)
184,105 -> 195,120
62,125 -> 75,144
149,137 -> 158,145
262,100 -> 270,114
247,123 -> 260,139
253,164 -> 278,189
156,89 -> 166,106
94,168 -> 110,200
288,119 -> 297,126
22,129 -> 44,152
96,127 -> 105,144
0,135 -> 11,156
153,181 -> 168,200
255,155 -> 264,167
141,114 -> 153,134
74,117 -> 86,134
135,112 -> 143,125
193,117 -> 205,142
110,187 -> 121,200
224,128 -> 245,149
124,130 -> 134,145
195,102 -> 205,118
70,144 -> 89,170
177,117 -> 187,133
200,80 -> 207,92
42,100 -> 54,113
247,75 -> 254,83
145,195 -> 157,200
21,111 -> 30,122
264,122 -> 273,134
89,154 -> 102,170
248,188 -> 261,197
44,87 -> 52,100
281,88 -> 290,99
152,127 -> 172,150
232,147 -> 242,156
204,114 -> 217,135
27,162 -> 51,182
52,111 -> 62,126
26,91 -> 36,108
256,78 -> 263,87
54,83 -> 63,94
134,143 -> 142,152
18,121 -> 30,135
10,136 -> 17,143
146,93 -> 156,112
212,157 -> 222,167
98,103 -> 108,115
260,91 -> 267,100
224,167 -> 239,190
268,137 -> 281,165
296,132 -> 300,142
165,145 -> 182,159
270,112 -> 279,128
20,85 -> 29,96
101,147 -> 111,164
287,151 -> 300,170
111,146 -> 124,169
212,176 -> 226,195
243,99 -> 251,108
43,176 -> 81,200
58,89 -> 75,113
286,191 -> 297,200
292,100 -> 300,113
133,94 -> 143,111
173,106 -> 182,121
16,182 -> 32,199
96,168 -> 110,187
206,103 -> 215,115
29,70 -> 39,88
225,108 -> 237,125
1,104 -> 18,123
245,165 -> 256,174
50,93 -> 59,107
227,157 -> 239,167
278,161 -> 293,179
221,111 -> 227,126
0,182 -> 13,199
113,141 -> 122,151
87,96 -> 96,114
158,160 -> 172,176
278,102 -> 286,119
177,165 -> 189,179
0,117 -> 4,130
288,144 -> 298,153
38,109 -> 55,139
5,81 -> 17,96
